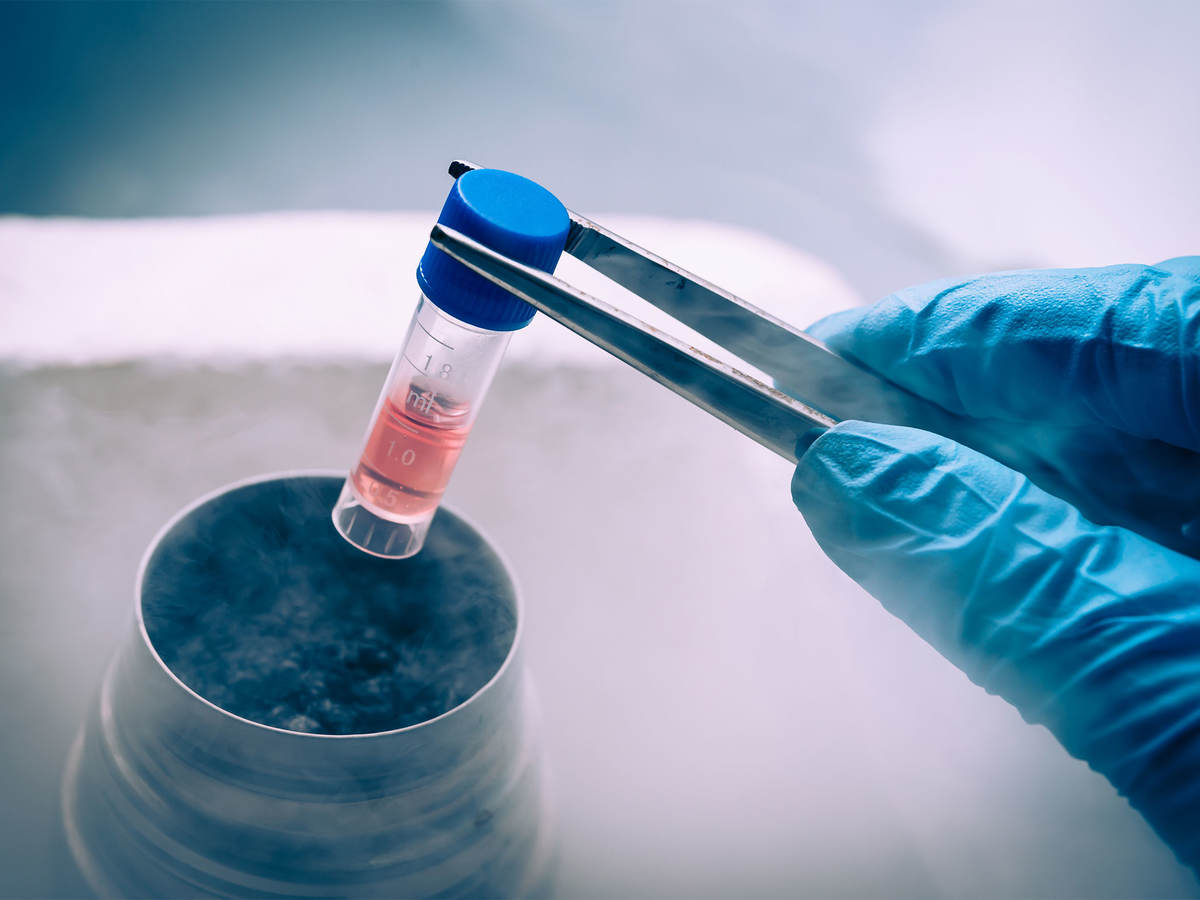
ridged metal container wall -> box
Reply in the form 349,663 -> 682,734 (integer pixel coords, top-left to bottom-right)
61,472 -> 555,898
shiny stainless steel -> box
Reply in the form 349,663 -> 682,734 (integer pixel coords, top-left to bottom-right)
61,471 -> 554,899
430,224 -> 833,464
559,213 -> 957,430
445,158 -> 970,446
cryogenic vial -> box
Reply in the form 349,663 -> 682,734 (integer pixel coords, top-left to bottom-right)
333,168 -> 569,558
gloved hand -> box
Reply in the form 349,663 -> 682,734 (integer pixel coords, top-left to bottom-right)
790,257 -> 1200,875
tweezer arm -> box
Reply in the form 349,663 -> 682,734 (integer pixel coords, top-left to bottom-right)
448,159 -> 967,436
429,225 -> 835,464
452,160 -> 811,378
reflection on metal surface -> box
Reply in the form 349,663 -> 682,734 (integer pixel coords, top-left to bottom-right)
61,472 -> 554,899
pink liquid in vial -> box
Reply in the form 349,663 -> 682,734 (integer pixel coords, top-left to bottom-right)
351,386 -> 469,520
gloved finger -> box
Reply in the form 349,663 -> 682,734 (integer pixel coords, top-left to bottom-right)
1157,255 -> 1200,280
807,259 -> 1200,454
792,419 -> 1200,872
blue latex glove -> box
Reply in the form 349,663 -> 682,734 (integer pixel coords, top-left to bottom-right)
791,257 -> 1200,875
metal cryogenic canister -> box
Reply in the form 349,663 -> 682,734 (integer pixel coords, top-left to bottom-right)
61,472 -> 555,898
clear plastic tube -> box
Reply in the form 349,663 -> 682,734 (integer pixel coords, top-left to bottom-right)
333,166 -> 568,558
332,294 -> 512,558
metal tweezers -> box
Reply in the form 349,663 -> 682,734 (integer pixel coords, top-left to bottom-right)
430,159 -> 967,464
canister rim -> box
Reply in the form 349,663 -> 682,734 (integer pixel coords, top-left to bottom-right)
132,468 -> 526,740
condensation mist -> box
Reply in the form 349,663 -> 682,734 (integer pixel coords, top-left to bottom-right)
4,1 -> 1200,897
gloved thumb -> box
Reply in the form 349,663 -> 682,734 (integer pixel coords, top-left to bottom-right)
792,419 -> 1200,873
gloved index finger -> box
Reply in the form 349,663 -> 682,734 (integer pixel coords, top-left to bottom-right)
809,258 -> 1200,454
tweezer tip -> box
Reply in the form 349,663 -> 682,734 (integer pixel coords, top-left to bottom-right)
448,160 -> 480,178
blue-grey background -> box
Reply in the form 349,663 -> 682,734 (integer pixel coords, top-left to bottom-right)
5,0 -> 1197,297
3,1 -> 1200,897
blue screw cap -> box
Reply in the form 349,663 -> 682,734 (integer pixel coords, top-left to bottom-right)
417,169 -> 569,331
